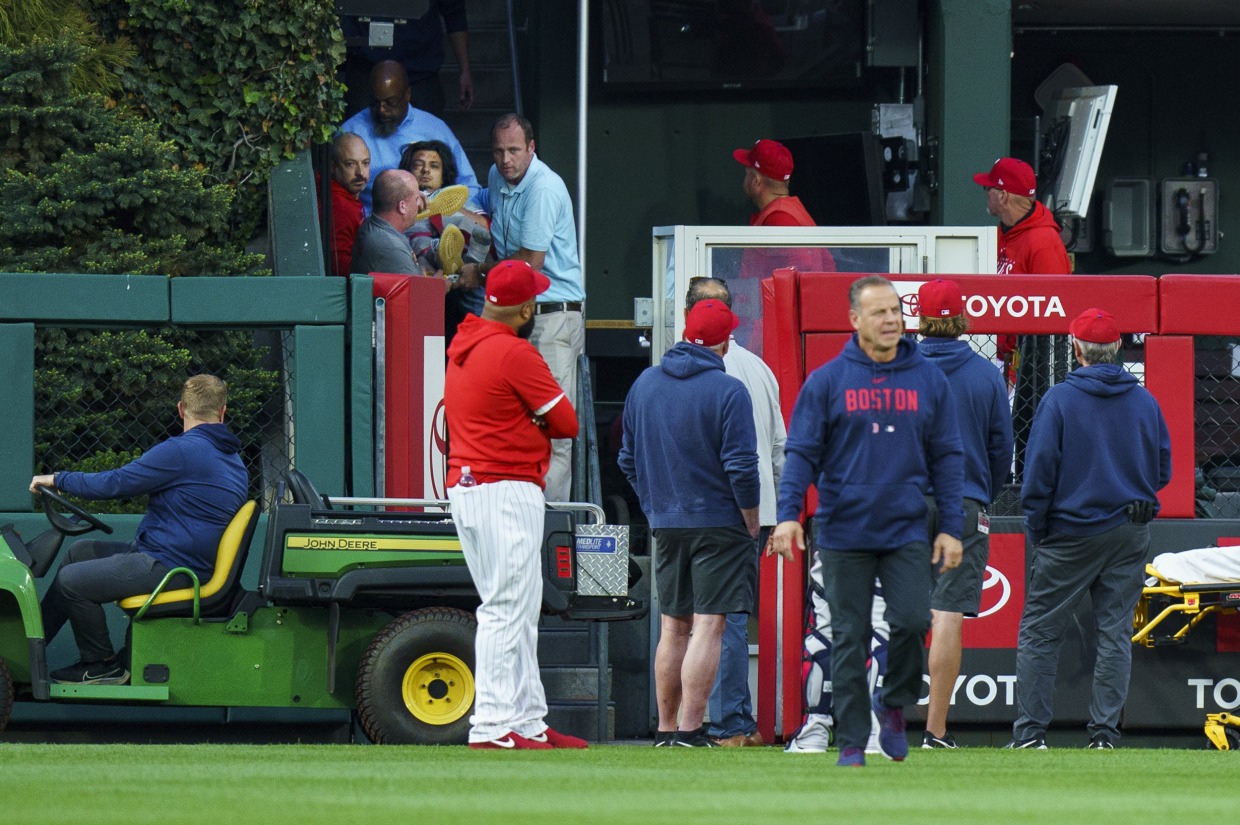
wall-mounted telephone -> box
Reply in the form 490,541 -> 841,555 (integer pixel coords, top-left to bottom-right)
1159,178 -> 1219,257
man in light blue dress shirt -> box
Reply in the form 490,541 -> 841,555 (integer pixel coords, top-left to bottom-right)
341,61 -> 480,213
459,114 -> 584,502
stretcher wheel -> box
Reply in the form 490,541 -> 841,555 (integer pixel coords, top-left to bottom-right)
1227,728 -> 1240,751
356,607 -> 477,745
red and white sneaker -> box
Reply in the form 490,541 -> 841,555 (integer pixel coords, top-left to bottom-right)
469,731 -> 553,750
530,727 -> 589,749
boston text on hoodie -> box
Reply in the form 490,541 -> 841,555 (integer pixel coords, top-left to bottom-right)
778,335 -> 965,551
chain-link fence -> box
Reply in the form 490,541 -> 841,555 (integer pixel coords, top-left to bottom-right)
1193,335 -> 1240,518
957,331 -> 1240,519
33,326 -> 294,514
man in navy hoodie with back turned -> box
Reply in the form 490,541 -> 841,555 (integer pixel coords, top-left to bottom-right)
772,275 -> 965,767
31,374 -> 248,685
1009,308 -> 1170,750
619,298 -> 760,748
917,278 -> 1014,749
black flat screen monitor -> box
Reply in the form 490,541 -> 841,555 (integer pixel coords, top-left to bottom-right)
600,0 -> 865,92
778,132 -> 887,226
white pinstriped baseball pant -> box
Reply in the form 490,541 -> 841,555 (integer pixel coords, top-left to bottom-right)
448,479 -> 550,742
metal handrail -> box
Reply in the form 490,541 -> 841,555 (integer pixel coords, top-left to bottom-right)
327,496 -> 606,525
132,566 -> 202,623
506,0 -> 524,116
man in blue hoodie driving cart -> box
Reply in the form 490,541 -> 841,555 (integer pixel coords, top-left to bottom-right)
29,374 -> 248,685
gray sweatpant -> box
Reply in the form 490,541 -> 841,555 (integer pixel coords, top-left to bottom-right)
1011,522 -> 1149,744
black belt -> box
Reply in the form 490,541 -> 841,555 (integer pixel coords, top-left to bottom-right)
535,301 -> 583,315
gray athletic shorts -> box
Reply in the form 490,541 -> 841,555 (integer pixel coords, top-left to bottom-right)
927,497 -> 990,616
652,525 -> 757,617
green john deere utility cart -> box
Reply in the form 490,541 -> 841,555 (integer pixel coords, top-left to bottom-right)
0,471 -> 642,743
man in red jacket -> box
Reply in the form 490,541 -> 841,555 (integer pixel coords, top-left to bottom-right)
732,139 -> 834,351
973,157 -> 1071,276
973,157 -> 1072,390
326,133 -> 370,276
444,259 -> 585,750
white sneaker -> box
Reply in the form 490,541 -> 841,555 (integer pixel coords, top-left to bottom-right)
784,715 -> 832,753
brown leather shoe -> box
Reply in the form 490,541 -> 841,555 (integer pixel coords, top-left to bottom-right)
712,732 -> 765,747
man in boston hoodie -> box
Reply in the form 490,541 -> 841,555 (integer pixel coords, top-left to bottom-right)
1009,308 -> 1170,750
772,276 -> 965,767
619,298 -> 760,747
31,374 -> 248,685
917,279 -> 1014,749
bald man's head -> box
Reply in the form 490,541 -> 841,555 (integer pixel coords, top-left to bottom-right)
331,133 -> 370,197
370,61 -> 411,137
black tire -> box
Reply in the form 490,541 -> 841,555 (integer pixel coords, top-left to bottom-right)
355,607 -> 477,745
0,655 -> 12,734
1226,728 -> 1240,751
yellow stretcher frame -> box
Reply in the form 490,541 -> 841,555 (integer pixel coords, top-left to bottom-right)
1132,564 -> 1240,647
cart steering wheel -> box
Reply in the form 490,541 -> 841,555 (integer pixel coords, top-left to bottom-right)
34,485 -> 113,536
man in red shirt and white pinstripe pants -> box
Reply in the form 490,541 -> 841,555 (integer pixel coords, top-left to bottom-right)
445,259 -> 586,750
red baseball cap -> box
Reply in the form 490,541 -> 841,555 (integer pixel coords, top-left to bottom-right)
972,157 -> 1037,197
684,299 -> 739,347
485,259 -> 551,307
733,139 -> 794,182
917,278 -> 964,318
1069,307 -> 1120,344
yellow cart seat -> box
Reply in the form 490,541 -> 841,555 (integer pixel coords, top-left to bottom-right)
118,500 -> 259,619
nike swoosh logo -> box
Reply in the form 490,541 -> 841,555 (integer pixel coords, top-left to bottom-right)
492,737 -> 516,749
872,377 -> 887,384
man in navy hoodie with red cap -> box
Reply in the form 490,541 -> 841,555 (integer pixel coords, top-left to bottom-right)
445,259 -> 585,750
619,298 -> 760,747
1009,307 -> 1170,750
772,275 -> 965,767
917,278 -> 1014,749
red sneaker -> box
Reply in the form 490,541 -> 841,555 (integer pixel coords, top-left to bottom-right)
469,731 -> 553,750
530,727 -> 589,749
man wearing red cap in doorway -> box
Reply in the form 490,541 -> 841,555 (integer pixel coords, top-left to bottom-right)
731,139 -> 834,351
973,157 -> 1070,277
619,299 -> 761,747
916,279 -> 1014,749
735,139 -> 814,228
444,259 -> 585,750
1008,307 -> 1170,750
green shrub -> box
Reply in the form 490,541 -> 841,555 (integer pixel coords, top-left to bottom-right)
93,0 -> 347,240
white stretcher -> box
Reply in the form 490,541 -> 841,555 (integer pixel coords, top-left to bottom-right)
1132,545 -> 1240,647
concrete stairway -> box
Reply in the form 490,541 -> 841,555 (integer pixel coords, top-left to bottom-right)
437,0 -> 520,188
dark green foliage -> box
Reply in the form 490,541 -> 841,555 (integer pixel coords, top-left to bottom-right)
0,38 -> 264,276
0,0 -> 135,94
93,0 -> 347,239
0,37 -> 282,512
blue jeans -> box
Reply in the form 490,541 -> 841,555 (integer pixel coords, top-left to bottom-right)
707,529 -> 765,738
41,540 -> 181,663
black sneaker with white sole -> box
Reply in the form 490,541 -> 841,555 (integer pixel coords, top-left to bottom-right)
653,731 -> 676,747
922,730 -> 958,749
50,658 -> 129,685
673,725 -> 718,747
1004,735 -> 1048,750
1087,735 -> 1115,750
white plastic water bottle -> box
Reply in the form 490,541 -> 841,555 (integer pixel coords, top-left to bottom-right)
459,465 -> 477,488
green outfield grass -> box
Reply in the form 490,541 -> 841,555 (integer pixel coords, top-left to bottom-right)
0,743 -> 1231,825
